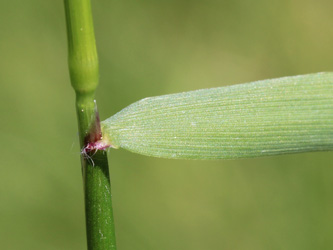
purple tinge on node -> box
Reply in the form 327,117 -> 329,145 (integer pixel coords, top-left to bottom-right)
85,140 -> 112,152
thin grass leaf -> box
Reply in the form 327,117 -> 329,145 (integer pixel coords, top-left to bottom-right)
101,72 -> 333,159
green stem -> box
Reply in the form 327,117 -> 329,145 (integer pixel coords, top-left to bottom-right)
64,0 -> 117,249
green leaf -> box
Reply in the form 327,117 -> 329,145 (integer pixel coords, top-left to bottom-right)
101,72 -> 333,159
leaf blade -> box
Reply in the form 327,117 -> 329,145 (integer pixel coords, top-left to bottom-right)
101,72 -> 333,159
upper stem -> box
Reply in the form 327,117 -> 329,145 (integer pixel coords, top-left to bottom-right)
65,0 -> 99,96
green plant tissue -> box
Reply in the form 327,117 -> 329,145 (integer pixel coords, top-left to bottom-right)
101,72 -> 333,159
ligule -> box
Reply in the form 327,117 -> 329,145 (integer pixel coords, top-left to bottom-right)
101,72 -> 333,159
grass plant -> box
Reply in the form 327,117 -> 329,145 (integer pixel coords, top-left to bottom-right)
64,0 -> 333,249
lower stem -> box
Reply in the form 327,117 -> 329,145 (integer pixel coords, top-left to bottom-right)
76,94 -> 117,249
83,150 -> 116,250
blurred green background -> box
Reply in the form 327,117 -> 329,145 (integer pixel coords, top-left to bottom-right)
1,0 -> 333,249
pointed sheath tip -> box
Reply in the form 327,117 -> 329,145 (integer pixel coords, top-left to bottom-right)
83,100 -> 116,152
